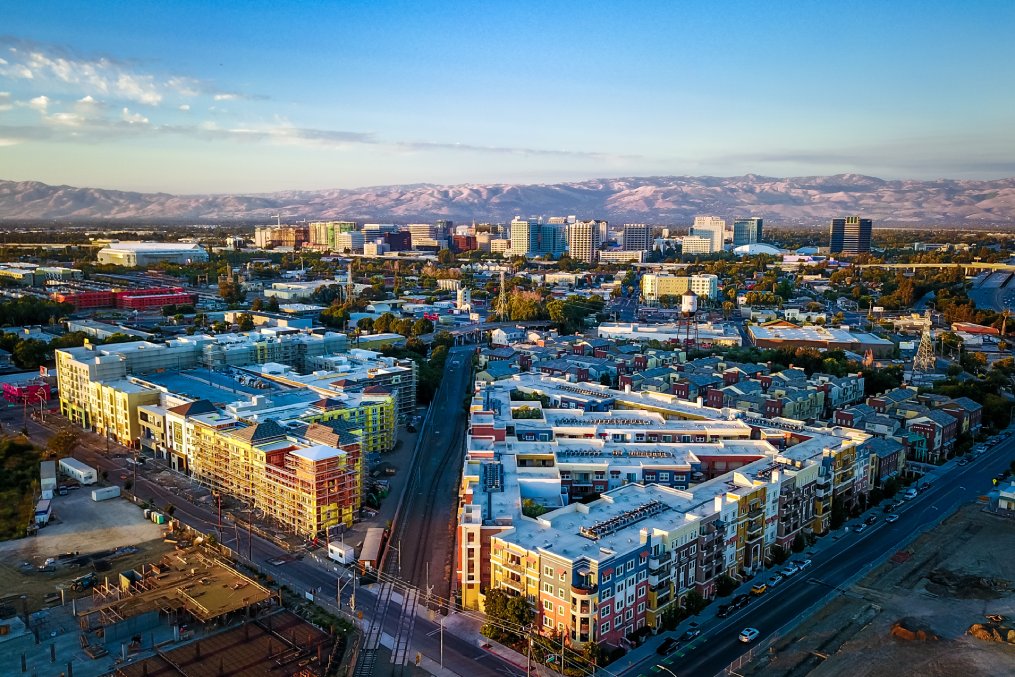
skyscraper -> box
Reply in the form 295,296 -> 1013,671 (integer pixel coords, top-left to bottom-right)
829,216 -> 872,254
690,216 -> 725,253
507,217 -> 541,257
622,224 -> 651,251
567,221 -> 600,263
732,218 -> 763,247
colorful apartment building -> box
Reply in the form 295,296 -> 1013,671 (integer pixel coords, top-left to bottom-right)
457,374 -> 869,646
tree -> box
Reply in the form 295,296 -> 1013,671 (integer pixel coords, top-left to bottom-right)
480,588 -> 533,643
716,574 -> 737,597
251,297 -> 265,311
47,429 -> 80,458
437,249 -> 456,265
432,330 -> 455,348
682,590 -> 708,615
769,544 -> 789,565
791,532 -> 806,554
237,313 -> 255,331
218,280 -> 246,305
12,339 -> 49,369
357,317 -> 375,332
266,296 -> 280,312
411,318 -> 434,337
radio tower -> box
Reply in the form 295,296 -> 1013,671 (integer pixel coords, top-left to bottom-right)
913,310 -> 936,372
498,270 -> 508,321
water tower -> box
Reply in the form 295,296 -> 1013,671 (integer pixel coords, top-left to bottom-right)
678,290 -> 699,347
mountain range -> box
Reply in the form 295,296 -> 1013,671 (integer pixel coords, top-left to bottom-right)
2,174 -> 1015,225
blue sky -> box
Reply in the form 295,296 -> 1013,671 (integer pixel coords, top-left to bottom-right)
1,1 -> 1012,192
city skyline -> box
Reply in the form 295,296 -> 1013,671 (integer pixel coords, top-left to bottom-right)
1,1 -> 1013,193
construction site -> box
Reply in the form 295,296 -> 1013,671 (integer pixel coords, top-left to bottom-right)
740,504 -> 1015,677
0,542 -> 345,677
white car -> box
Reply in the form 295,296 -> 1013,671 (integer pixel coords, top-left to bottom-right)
797,559 -> 812,570
781,562 -> 800,576
739,628 -> 760,643
768,573 -> 785,587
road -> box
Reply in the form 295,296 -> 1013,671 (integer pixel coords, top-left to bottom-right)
634,436 -> 1015,677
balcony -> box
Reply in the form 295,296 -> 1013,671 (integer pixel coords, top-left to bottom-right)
747,507 -> 764,520
649,550 -> 672,567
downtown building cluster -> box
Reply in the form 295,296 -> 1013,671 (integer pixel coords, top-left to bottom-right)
455,373 -> 872,645
54,329 -> 416,537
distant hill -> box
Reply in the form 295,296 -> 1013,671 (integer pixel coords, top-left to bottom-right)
2,174 -> 1015,224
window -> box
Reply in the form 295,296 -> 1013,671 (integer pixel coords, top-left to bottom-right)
559,606 -> 565,615
559,572 -> 566,582
637,571 -> 646,582
543,583 -> 553,594
625,609 -> 634,620
544,617 -> 554,628
659,472 -> 670,482
601,606 -> 610,618
614,617 -> 622,628
637,602 -> 645,613
544,566 -> 554,577
601,622 -> 610,635
602,572 -> 611,583
626,561 -> 634,572
559,588 -> 565,598
543,600 -> 553,611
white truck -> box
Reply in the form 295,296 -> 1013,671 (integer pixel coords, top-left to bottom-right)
59,457 -> 98,485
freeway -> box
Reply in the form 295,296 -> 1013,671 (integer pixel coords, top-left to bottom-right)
634,436 -> 1015,677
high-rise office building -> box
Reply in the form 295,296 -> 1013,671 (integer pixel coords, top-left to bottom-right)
732,218 -> 763,247
308,221 -> 357,251
507,217 -> 541,257
829,216 -> 872,254
681,235 -> 713,255
690,216 -> 725,253
567,221 -> 601,263
622,224 -> 651,251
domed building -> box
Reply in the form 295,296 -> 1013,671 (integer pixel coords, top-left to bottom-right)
733,243 -> 783,256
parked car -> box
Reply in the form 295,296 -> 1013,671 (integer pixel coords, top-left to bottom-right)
855,523 -> 869,534
732,594 -> 751,609
656,638 -> 678,655
958,458 -> 969,466
750,582 -> 767,595
716,604 -> 733,618
739,628 -> 760,643
864,515 -> 878,526
885,514 -> 900,523
797,559 -> 812,570
768,573 -> 785,588
781,562 -> 800,576
903,488 -> 918,500
883,502 -> 895,513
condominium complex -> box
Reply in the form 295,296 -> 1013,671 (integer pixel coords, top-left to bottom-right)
567,221 -> 601,264
456,374 -> 869,646
308,221 -> 357,250
253,225 -> 310,249
829,216 -> 872,254
507,218 -> 567,258
54,327 -> 411,538
690,216 -> 725,253
641,274 -> 719,302
732,218 -> 763,247
622,224 -> 652,252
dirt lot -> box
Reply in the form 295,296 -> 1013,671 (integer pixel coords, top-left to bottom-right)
0,487 -> 171,611
744,505 -> 1015,677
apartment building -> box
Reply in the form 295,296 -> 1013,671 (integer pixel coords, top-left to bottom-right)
640,274 -> 719,302
457,374 -> 868,635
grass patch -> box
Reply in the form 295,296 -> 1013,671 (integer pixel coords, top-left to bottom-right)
0,436 -> 42,540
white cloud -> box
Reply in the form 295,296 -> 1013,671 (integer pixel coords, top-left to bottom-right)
121,107 -> 149,125
78,95 -> 96,104
179,104 -> 190,112
0,40 -> 267,107
28,95 -> 49,111
45,112 -> 84,127
0,137 -> 21,146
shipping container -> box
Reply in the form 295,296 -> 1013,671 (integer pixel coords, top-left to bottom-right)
358,527 -> 386,572
91,486 -> 121,502
40,461 -> 57,492
34,499 -> 52,525
59,458 -> 98,485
